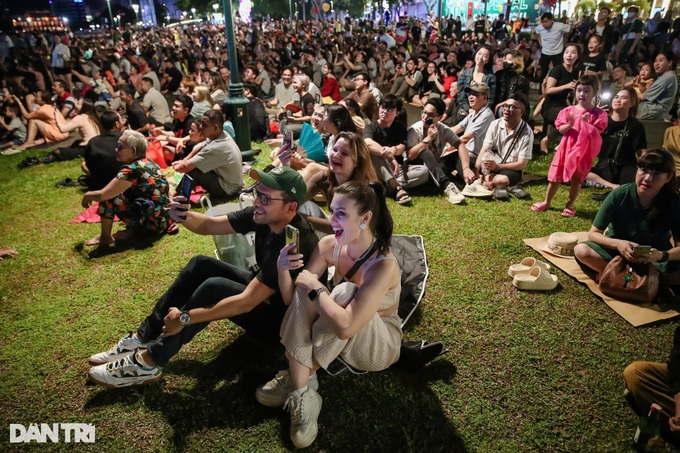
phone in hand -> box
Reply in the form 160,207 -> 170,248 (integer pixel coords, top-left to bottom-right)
633,245 -> 651,256
176,174 -> 194,220
279,131 -> 293,161
285,224 -> 299,255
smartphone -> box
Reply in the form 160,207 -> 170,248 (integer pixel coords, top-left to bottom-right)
176,174 -> 194,219
285,224 -> 299,255
280,131 -> 293,156
633,245 -> 651,256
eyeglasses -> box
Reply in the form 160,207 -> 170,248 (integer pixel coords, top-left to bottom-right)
505,104 -> 524,112
422,111 -> 439,118
379,106 -> 395,112
255,188 -> 288,206
353,77 -> 367,82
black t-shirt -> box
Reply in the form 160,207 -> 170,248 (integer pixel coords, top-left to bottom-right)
165,66 -> 183,92
580,52 -> 606,75
545,64 -> 579,108
227,207 -> 321,309
248,98 -> 268,141
300,92 -> 316,117
84,131 -> 124,190
599,117 -> 647,165
363,120 -> 407,163
127,100 -> 149,132
474,20 -> 485,34
172,115 -> 194,138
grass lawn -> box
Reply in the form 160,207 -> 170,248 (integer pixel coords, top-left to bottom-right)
0,144 -> 677,452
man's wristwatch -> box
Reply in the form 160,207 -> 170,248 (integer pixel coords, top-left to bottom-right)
179,311 -> 191,326
308,287 -> 326,301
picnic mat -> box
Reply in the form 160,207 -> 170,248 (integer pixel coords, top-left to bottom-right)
524,232 -> 680,327
70,186 -> 206,224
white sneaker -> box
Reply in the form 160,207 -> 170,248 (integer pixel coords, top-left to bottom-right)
89,332 -> 148,365
88,351 -> 162,388
443,182 -> 465,204
256,370 -> 319,407
285,387 -> 322,449
461,180 -> 494,198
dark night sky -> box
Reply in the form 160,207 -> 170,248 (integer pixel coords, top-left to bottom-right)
9,0 -> 104,15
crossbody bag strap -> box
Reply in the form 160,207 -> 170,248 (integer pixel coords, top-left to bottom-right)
343,242 -> 379,282
611,119 -> 629,164
500,120 -> 525,164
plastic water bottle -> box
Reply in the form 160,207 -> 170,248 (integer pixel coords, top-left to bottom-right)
481,150 -> 494,176
633,403 -> 662,452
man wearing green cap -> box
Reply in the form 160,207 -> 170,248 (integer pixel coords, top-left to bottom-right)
86,166 -> 320,388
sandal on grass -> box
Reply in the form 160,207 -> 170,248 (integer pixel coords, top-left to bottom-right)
561,207 -> 576,218
508,185 -> 530,199
531,202 -> 549,212
394,186 -> 412,205
55,178 -> 80,188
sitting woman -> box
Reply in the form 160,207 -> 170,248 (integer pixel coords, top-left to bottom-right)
45,99 -> 102,162
584,87 -> 647,193
81,130 -> 174,246
10,91 -> 69,151
305,131 -> 377,233
190,86 -> 214,120
256,180 -> 402,449
575,149 -> 680,284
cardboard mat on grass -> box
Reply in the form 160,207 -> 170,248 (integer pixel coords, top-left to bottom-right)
524,232 -> 680,327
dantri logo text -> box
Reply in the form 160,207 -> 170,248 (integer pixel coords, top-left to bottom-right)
9,423 -> 95,443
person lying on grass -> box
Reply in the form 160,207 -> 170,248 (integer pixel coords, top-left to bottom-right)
80,130 -> 174,246
256,180 -> 402,449
574,149 -> 680,283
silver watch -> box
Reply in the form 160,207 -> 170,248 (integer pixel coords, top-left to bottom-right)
179,311 -> 191,326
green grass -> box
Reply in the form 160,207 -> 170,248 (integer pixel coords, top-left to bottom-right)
0,146 -> 677,452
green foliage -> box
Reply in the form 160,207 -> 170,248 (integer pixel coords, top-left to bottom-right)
575,0 -> 597,14
0,145 -> 677,451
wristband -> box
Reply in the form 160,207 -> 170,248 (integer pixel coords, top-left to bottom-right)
661,251 -> 670,263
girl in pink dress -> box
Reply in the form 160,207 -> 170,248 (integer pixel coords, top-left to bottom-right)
531,75 -> 608,217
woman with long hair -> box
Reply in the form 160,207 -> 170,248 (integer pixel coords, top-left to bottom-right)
455,45 -> 496,121
207,71 -> 228,104
257,180 -> 402,449
575,148 -> 680,284
46,99 -> 102,162
585,87 -> 647,192
190,85 -> 215,120
494,50 -> 530,118
539,43 -> 580,153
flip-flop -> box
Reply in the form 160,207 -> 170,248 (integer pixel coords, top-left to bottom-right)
493,186 -> 509,200
561,207 -> 576,218
531,202 -> 549,212
508,257 -> 551,277
166,223 -> 179,235
513,266 -> 558,291
508,185 -> 531,199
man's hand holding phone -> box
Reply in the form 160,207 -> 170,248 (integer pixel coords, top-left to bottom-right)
170,174 -> 193,222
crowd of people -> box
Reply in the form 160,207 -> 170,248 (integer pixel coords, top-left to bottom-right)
1,6 -> 680,448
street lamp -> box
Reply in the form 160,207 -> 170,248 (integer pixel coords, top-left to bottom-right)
132,3 -> 139,23
221,0 -> 254,161
191,7 -> 196,19
213,3 -> 218,24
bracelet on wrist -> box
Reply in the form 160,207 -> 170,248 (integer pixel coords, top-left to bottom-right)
661,251 -> 670,263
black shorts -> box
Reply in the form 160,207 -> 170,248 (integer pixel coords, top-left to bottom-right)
54,67 -> 70,75
491,169 -> 523,186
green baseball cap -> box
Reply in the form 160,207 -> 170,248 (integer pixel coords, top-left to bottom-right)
249,167 -> 307,206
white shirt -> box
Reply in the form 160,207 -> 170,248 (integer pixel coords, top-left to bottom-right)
535,22 -> 571,56
482,118 -> 533,164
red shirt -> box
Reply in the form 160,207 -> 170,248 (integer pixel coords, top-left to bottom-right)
321,77 -> 342,102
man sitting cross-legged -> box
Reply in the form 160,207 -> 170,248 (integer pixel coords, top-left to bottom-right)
473,93 -> 533,200
405,97 -> 466,205
87,167 -> 321,388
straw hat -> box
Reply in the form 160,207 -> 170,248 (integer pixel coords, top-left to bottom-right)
537,232 -> 578,258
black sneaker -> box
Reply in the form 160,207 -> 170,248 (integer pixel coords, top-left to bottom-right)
591,192 -> 610,202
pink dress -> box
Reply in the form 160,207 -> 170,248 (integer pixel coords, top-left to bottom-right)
548,106 -> 608,182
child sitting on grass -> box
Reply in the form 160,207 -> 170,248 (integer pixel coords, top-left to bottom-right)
0,104 -> 27,154
531,74 -> 608,217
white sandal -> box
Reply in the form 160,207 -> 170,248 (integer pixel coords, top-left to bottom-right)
508,257 -> 551,277
512,266 -> 558,291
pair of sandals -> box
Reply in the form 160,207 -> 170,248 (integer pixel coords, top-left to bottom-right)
55,176 -> 89,188
531,202 -> 576,218
17,156 -> 40,169
509,257 -> 558,291
493,185 -> 531,200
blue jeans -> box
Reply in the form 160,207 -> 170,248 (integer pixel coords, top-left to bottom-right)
137,255 -> 286,366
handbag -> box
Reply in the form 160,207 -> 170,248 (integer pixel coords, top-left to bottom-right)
202,196 -> 257,272
598,256 -> 660,304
